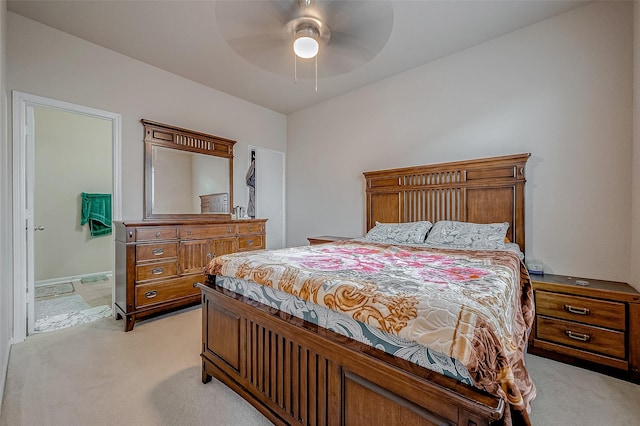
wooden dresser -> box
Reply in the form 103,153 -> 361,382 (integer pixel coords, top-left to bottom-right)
114,219 -> 266,331
528,274 -> 640,381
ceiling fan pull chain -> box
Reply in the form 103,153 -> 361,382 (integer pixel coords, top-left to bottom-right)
315,55 -> 318,93
294,53 -> 298,84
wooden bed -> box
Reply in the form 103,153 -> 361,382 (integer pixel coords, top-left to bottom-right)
199,153 -> 531,426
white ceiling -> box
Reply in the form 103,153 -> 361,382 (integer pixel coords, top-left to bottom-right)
7,0 -> 589,115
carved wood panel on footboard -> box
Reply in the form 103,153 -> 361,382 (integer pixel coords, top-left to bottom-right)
199,281 -> 505,426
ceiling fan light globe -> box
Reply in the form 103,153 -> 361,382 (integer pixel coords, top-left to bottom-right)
293,36 -> 319,59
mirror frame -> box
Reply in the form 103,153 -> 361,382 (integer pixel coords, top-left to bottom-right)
142,119 -> 235,220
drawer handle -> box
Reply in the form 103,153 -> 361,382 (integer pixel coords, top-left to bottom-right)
565,330 -> 590,342
206,252 -> 212,259
155,232 -> 161,238
152,268 -> 164,275
564,305 -> 590,315
145,290 -> 158,299
152,248 -> 164,256
227,227 -> 231,233
246,239 -> 253,245
248,227 -> 253,232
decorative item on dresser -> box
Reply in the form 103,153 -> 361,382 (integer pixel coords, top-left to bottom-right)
307,235 -> 354,245
528,274 -> 640,381
200,153 -> 533,426
114,219 -> 266,331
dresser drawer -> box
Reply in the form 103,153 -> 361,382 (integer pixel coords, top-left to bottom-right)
536,291 -> 625,330
136,243 -> 178,262
180,225 -> 236,239
135,261 -> 178,282
237,223 -> 264,235
135,276 -> 202,309
136,227 -> 178,242
536,316 -> 625,359
238,235 -> 264,251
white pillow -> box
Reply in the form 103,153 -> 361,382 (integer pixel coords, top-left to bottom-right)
425,221 -> 509,249
364,221 -> 433,245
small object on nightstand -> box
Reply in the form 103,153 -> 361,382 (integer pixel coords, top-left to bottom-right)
527,261 -> 544,275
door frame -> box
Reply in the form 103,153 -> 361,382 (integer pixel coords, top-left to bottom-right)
248,145 -> 286,249
12,91 -> 122,342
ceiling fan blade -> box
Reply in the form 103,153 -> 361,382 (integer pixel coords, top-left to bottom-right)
324,1 -> 394,54
227,34 -> 285,52
216,1 -> 292,36
328,31 -> 376,62
320,0 -> 368,29
216,0 -> 295,26
216,0 -> 394,78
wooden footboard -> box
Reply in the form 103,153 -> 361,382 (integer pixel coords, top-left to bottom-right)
199,280 -> 505,426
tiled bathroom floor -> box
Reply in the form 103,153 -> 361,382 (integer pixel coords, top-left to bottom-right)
34,277 -> 113,333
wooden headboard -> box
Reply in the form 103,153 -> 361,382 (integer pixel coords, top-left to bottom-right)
363,153 -> 530,253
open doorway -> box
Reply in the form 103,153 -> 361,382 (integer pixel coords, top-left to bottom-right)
12,92 -> 122,341
249,146 -> 285,249
31,106 -> 113,333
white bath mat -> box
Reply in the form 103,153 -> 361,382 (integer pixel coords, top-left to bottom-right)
35,282 -> 74,298
35,294 -> 90,322
34,305 -> 112,333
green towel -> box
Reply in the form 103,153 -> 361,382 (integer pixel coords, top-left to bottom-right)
80,193 -> 112,237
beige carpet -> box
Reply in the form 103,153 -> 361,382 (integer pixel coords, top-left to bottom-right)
1,307 -> 639,426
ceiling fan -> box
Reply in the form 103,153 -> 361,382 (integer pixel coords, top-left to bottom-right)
215,0 -> 394,89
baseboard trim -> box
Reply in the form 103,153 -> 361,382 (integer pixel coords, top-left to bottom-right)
0,337 -> 11,419
35,271 -> 112,287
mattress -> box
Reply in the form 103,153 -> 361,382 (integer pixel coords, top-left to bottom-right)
205,240 -> 536,417
215,274 -> 474,384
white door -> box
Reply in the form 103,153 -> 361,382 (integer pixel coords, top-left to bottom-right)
25,106 -> 36,331
252,147 -> 285,249
12,91 -> 122,342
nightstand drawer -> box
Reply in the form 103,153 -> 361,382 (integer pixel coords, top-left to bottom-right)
536,316 -> 625,359
536,291 -> 626,330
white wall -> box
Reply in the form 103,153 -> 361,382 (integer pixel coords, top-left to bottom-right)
0,0 -> 10,416
7,12 -> 287,222
287,2 -> 634,284
33,106 -> 112,281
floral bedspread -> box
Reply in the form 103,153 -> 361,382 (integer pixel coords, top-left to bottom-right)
205,240 -> 536,425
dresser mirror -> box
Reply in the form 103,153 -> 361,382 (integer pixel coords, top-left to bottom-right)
143,119 -> 235,220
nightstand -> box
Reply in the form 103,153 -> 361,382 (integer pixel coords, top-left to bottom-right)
307,235 -> 354,245
528,274 -> 640,381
